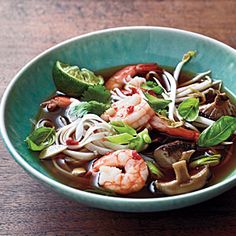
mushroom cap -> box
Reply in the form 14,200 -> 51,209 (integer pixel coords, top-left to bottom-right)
200,92 -> 236,120
155,160 -> 210,195
153,141 -> 195,169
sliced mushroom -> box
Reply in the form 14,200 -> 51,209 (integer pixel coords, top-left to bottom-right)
200,92 -> 236,120
155,160 -> 210,195
153,141 -> 195,169
180,150 -> 196,162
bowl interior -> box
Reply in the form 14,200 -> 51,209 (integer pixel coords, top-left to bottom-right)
2,27 -> 236,211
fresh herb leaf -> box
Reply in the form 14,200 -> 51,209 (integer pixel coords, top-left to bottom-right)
108,125 -> 151,151
178,98 -> 199,121
68,101 -> 110,120
141,81 -> 163,95
144,92 -> 171,111
81,85 -> 111,104
146,160 -> 164,179
197,116 -> 236,147
106,133 -> 134,144
68,102 -> 90,119
110,121 -> 137,136
189,154 -> 221,168
25,127 -> 56,151
129,129 -> 151,151
88,101 -> 110,116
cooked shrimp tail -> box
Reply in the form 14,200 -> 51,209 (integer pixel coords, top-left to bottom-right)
92,149 -> 149,194
150,116 -> 199,141
105,63 -> 162,90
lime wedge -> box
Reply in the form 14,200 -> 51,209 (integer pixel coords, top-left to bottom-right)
52,61 -> 104,97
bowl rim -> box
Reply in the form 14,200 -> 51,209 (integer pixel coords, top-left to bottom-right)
1,26 -> 236,207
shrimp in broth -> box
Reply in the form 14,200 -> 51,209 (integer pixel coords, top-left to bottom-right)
26,52 -> 236,197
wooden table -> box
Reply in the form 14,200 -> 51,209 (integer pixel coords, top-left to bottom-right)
1,0 -> 236,235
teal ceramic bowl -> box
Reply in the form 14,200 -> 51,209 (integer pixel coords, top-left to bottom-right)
1,27 -> 236,212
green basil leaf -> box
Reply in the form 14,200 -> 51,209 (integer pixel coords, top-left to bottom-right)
25,127 -> 56,151
178,98 -> 199,121
141,81 -> 163,95
197,116 -> 236,147
106,133 -> 134,144
110,121 -> 137,136
144,92 -> 171,111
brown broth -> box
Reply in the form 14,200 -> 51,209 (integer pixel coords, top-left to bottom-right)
37,65 -> 236,198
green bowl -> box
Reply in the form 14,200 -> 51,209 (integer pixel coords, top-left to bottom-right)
1,27 -> 236,212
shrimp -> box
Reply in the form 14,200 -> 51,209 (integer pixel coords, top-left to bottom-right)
92,149 -> 148,194
105,63 -> 162,90
150,116 -> 199,141
101,93 -> 155,129
41,96 -> 72,111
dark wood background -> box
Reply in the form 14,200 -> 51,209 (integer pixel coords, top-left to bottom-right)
1,0 -> 236,235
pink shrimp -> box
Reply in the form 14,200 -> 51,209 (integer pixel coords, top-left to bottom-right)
150,116 -> 200,141
101,93 -> 155,129
41,96 -> 72,111
92,149 -> 148,194
105,63 -> 162,90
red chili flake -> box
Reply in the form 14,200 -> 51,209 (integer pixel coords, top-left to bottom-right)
66,137 -> 79,145
127,105 -> 134,114
113,106 -> 118,112
132,151 -> 142,160
130,87 -> 138,94
122,87 -> 138,95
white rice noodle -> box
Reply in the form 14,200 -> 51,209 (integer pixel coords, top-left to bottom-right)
56,114 -> 114,150
180,70 -> 211,86
164,71 -> 177,121
63,149 -> 96,161
85,143 -> 112,155
52,159 -> 73,177
102,141 -> 129,150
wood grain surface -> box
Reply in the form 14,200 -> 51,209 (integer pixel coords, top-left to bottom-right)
1,0 -> 236,235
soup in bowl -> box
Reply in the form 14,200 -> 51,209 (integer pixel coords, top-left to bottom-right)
1,27 -> 236,212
